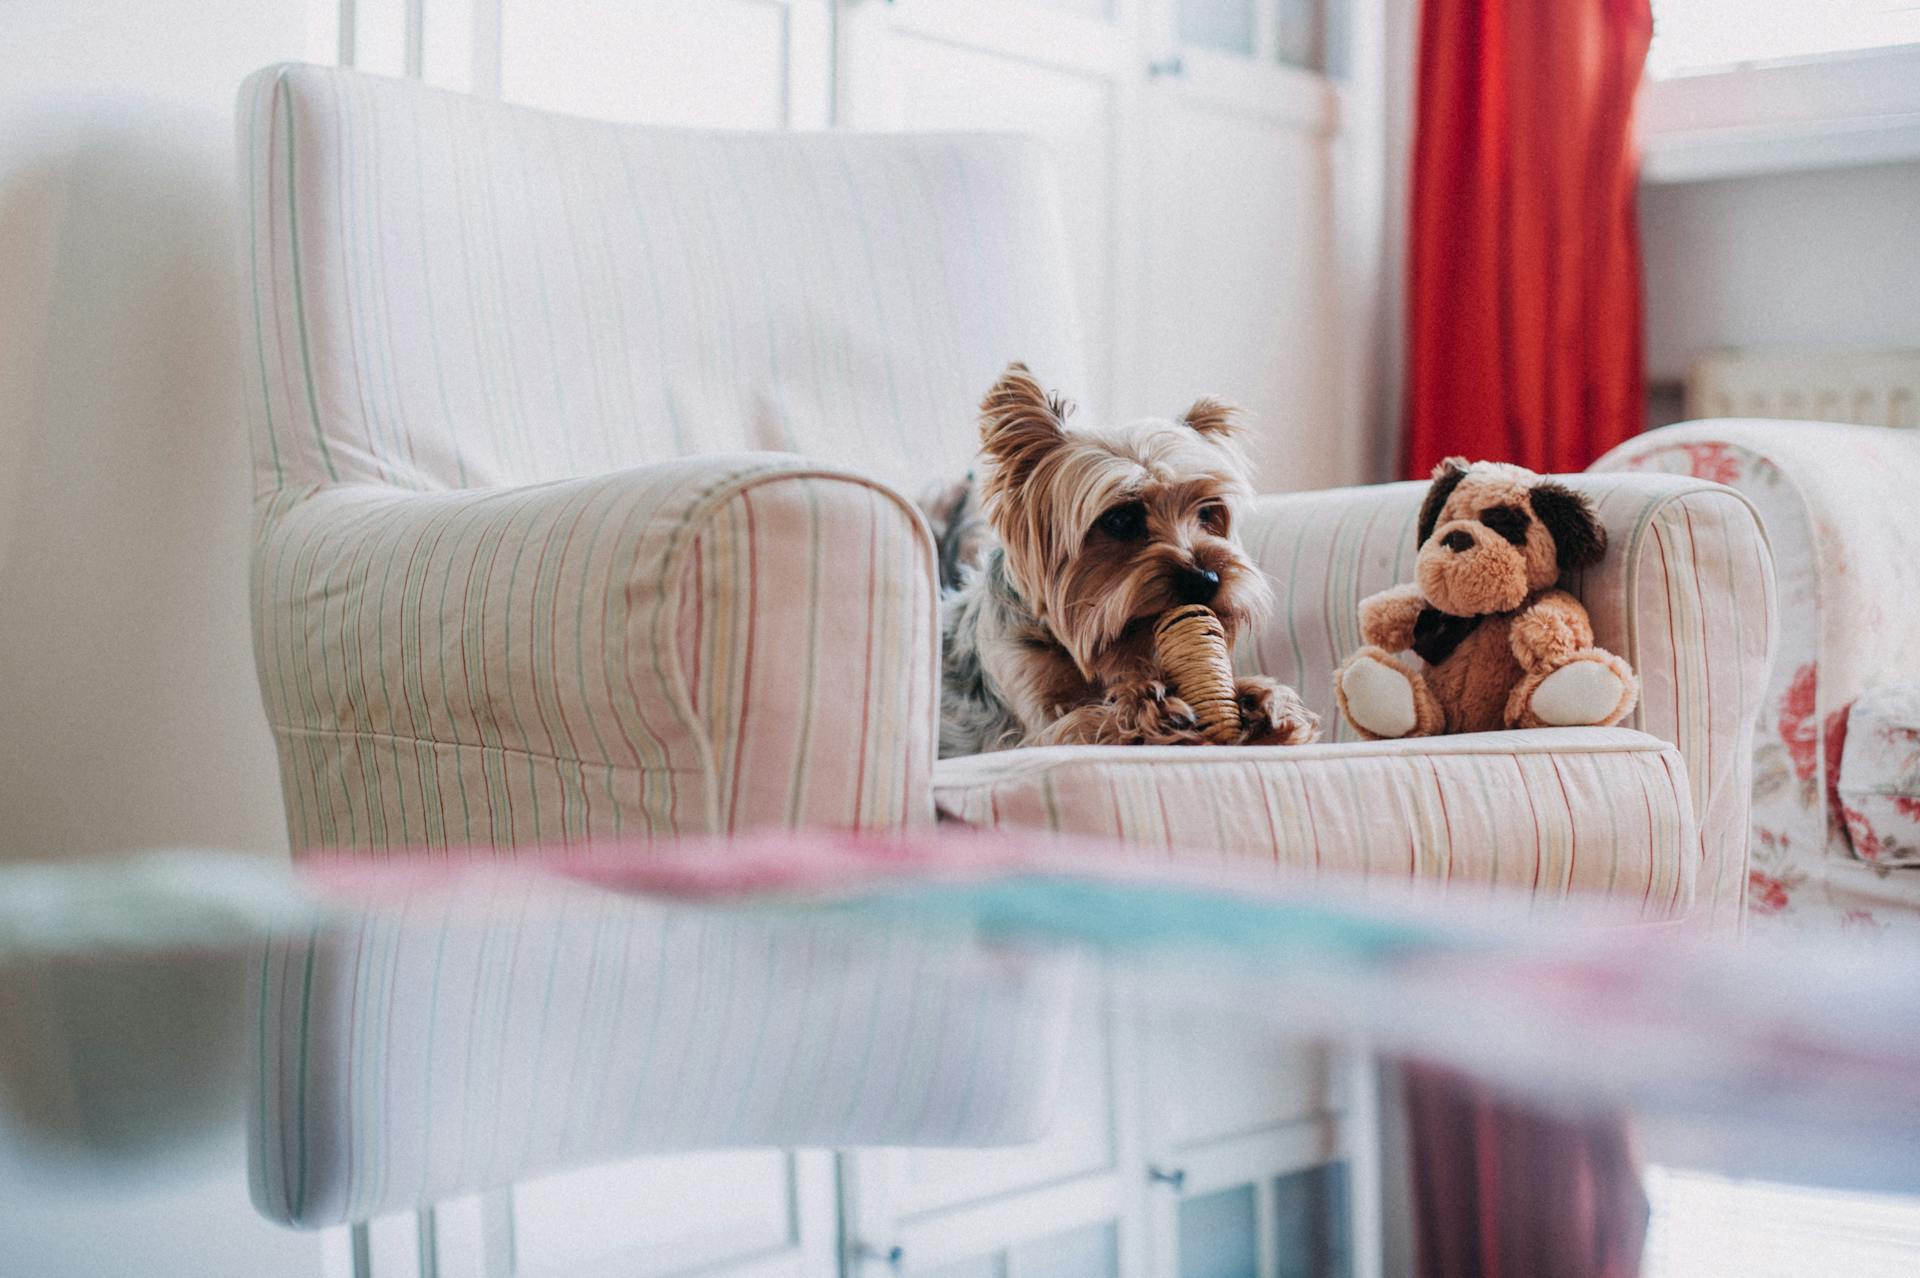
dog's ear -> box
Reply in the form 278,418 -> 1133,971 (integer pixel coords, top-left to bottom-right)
1531,480 -> 1607,572
1416,457 -> 1470,547
979,362 -> 1070,488
1181,397 -> 1242,440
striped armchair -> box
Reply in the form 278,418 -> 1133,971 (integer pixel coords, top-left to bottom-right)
241,63 -> 1772,929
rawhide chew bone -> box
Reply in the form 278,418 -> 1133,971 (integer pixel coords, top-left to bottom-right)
1152,605 -> 1242,744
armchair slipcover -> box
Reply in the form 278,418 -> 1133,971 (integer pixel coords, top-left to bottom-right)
242,64 -> 1773,925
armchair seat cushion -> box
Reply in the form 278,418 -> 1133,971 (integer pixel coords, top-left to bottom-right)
934,728 -> 1698,919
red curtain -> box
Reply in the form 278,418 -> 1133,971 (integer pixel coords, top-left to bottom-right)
1406,1063 -> 1650,1278
1405,0 -> 1655,477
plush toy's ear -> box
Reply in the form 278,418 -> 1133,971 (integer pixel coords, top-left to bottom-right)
1181,396 -> 1242,440
1532,480 -> 1607,571
1416,457 -> 1470,547
979,362 -> 1071,489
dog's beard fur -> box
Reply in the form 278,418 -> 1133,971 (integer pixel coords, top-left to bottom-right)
937,364 -> 1275,758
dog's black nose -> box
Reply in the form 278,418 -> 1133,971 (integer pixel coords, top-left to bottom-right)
1441,530 -> 1475,553
1173,567 -> 1221,604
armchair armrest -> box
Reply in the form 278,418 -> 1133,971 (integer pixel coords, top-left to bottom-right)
253,455 -> 939,852
1237,472 -> 1775,932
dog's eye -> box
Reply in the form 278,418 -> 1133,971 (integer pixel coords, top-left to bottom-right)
1480,504 -> 1531,546
1197,502 -> 1229,534
1096,502 -> 1148,541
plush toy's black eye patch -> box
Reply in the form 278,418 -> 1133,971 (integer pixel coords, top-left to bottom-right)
1416,461 -> 1469,547
1479,504 -> 1531,546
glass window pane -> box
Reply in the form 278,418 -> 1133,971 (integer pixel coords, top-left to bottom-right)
1011,1222 -> 1119,1278
919,1253 -> 1001,1278
1274,1162 -> 1352,1278
1181,0 -> 1256,56
1180,1184 -> 1259,1278
1274,0 -> 1324,72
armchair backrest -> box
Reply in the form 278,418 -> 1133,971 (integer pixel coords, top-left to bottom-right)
238,64 -> 1085,497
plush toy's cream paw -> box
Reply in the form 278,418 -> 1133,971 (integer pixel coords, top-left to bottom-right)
1334,647 -> 1444,740
1506,649 -> 1637,729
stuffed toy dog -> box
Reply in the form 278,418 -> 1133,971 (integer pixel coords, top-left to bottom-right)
1334,458 -> 1637,740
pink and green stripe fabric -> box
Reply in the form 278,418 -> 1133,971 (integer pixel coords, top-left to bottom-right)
935,472 -> 1774,932
251,460 -> 939,851
239,63 -> 1081,850
237,65 -> 1085,499
1227,472 -> 1775,932
935,730 -> 1698,918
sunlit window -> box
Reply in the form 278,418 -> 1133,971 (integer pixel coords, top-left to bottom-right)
1649,0 -> 1920,78
1645,1168 -> 1920,1278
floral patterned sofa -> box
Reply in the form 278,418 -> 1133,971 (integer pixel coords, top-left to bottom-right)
1596,420 -> 1920,936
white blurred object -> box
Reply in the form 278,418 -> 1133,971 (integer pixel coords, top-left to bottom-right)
1645,1167 -> 1920,1278
1685,349 -> 1920,428
1649,0 -> 1920,78
0,850 -> 309,960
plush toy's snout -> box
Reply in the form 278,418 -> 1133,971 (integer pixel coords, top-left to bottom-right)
1416,517 -> 1532,616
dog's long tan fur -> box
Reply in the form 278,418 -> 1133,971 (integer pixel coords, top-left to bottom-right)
936,363 -> 1319,755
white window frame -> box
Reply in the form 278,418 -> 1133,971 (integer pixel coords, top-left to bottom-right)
1640,43 -> 1920,183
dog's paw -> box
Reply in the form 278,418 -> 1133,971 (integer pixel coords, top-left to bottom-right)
1123,685 -> 1207,745
1234,676 -> 1321,746
1146,683 -> 1200,732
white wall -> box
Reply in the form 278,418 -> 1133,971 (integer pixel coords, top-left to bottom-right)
0,0 -> 304,865
0,3 -> 323,1272
1640,162 -> 1920,384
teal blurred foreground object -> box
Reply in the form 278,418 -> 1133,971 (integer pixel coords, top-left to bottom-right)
798,873 -> 1458,961
7,840 -> 1920,1221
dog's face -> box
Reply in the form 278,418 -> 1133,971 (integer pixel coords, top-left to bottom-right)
975,363 -> 1272,679
1413,458 -> 1606,617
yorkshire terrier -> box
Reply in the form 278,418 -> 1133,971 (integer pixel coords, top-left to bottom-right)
935,363 -> 1320,757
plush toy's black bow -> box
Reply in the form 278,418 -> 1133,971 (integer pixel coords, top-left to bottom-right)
1411,608 -> 1483,666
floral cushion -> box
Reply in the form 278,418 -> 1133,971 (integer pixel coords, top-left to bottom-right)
1835,682 -> 1920,868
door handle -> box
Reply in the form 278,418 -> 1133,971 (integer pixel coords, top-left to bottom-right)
1148,1164 -> 1188,1192
850,1239 -> 906,1270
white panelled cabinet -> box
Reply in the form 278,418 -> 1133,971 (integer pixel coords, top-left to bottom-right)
316,2 -> 1379,1275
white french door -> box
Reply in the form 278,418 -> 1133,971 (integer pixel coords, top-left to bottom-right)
838,0 -> 1374,492
1132,0 -> 1375,493
836,0 -> 1142,423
